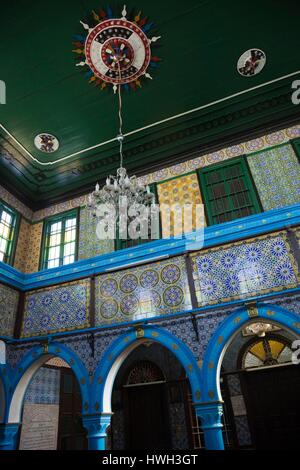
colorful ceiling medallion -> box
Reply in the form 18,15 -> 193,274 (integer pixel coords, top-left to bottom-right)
237,49 -> 266,77
73,5 -> 161,92
34,134 -> 60,153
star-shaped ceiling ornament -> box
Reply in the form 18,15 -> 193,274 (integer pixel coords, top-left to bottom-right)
73,4 -> 162,93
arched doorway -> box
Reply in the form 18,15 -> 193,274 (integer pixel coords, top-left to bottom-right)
12,356 -> 87,450
109,342 -> 199,450
220,320 -> 300,449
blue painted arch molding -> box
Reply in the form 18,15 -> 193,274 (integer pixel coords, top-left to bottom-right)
5,342 -> 90,423
0,365 -> 9,423
202,303 -> 300,402
91,325 -> 203,413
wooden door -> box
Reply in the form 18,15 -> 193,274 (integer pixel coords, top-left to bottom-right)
57,368 -> 87,450
125,383 -> 171,450
242,365 -> 300,449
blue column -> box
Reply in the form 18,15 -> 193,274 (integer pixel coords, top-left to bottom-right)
0,423 -> 20,450
82,413 -> 112,451
194,403 -> 225,450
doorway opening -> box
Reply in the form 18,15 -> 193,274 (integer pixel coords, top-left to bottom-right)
18,356 -> 87,450
220,320 -> 300,449
109,342 -> 200,450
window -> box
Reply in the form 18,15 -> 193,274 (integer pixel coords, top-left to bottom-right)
116,183 -> 161,250
41,210 -> 78,270
198,158 -> 261,225
0,203 -> 18,265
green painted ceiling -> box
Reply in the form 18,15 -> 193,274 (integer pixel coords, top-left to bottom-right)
0,0 -> 300,208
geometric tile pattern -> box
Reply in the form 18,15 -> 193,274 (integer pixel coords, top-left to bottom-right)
78,207 -> 114,260
14,220 -> 43,274
191,232 -> 300,306
24,367 -> 61,405
14,217 -> 30,272
0,283 -> 19,337
234,415 -> 252,447
247,143 -> 300,211
157,173 -> 204,238
95,256 -> 192,326
21,279 -> 90,337
1,126 -> 298,226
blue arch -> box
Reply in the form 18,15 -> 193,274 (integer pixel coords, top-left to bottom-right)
91,325 -> 203,413
0,366 -> 9,423
202,303 -> 300,402
6,342 -> 90,422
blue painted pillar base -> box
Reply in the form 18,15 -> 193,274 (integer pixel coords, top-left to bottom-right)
82,413 -> 112,451
194,403 -> 225,451
0,423 -> 20,450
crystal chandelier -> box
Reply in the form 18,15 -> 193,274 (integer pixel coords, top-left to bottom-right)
87,67 -> 155,222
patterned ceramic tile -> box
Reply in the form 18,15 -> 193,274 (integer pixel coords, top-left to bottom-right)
24,367 -> 61,405
95,256 -> 192,326
78,207 -> 114,260
0,283 -> 19,337
157,173 -> 204,238
13,220 -> 43,273
21,279 -> 91,337
14,218 -> 30,272
140,125 -> 300,187
191,232 -> 300,306
1,124 -> 298,227
234,416 -> 252,446
25,223 -> 43,273
247,143 -> 300,211
0,185 -> 33,220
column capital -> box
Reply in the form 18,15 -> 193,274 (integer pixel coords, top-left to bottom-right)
82,413 -> 113,436
193,403 -> 224,450
82,413 -> 112,450
194,402 -> 223,430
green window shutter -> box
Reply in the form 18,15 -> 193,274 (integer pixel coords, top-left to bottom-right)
0,203 -> 19,265
198,158 -> 261,226
40,209 -> 78,270
116,182 -> 161,251
292,138 -> 300,160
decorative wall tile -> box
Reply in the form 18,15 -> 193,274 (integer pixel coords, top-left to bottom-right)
157,173 -> 204,238
78,207 -> 114,260
21,279 -> 90,337
191,232 -> 300,307
247,143 -> 300,211
169,403 -> 189,449
2,125 -> 298,227
24,367 -> 61,405
234,416 -> 252,447
95,256 -> 192,326
141,125 -> 300,187
14,218 -> 30,272
0,283 -> 19,337
24,223 -> 43,273
0,185 -> 33,220
13,220 -> 43,273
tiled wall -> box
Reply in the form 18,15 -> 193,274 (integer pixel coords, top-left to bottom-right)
157,172 -> 204,238
78,207 -> 114,260
14,220 -> 43,273
247,143 -> 300,211
0,283 -> 19,337
21,279 -> 90,338
0,125 -> 298,276
24,367 -> 61,405
191,232 -> 299,306
16,228 -> 300,337
95,256 -> 192,326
